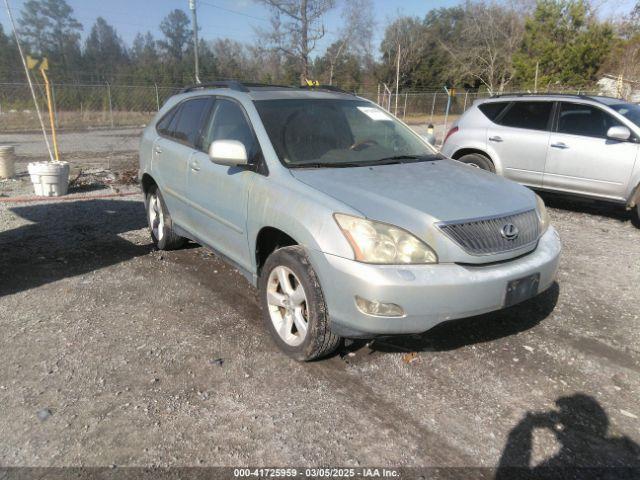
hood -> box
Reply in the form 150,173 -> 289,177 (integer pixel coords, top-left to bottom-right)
290,159 -> 538,264
290,159 -> 535,223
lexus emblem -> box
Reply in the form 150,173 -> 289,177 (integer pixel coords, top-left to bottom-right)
501,223 -> 519,240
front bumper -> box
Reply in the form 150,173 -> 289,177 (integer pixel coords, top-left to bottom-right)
307,227 -> 561,337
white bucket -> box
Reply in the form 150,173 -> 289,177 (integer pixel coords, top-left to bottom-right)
27,161 -> 70,197
0,145 -> 16,179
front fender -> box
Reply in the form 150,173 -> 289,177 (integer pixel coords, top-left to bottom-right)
246,173 -> 359,273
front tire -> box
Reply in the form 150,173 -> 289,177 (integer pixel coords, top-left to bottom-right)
458,153 -> 495,172
145,185 -> 185,250
259,246 -> 341,361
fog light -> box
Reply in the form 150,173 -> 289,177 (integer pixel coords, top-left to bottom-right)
355,296 -> 405,317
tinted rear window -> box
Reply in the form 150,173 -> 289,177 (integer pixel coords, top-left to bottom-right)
173,97 -> 212,146
157,105 -> 180,136
498,101 -> 553,131
478,102 -> 508,121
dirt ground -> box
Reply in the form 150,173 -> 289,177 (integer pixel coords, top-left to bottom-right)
0,130 -> 639,474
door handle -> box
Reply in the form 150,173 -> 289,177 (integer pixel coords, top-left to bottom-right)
190,161 -> 201,172
489,136 -> 503,143
551,142 -> 569,149
154,146 -> 162,155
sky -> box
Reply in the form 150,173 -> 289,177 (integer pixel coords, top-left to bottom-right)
1,0 -> 637,57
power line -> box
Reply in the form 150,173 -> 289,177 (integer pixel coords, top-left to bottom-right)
198,0 -> 271,23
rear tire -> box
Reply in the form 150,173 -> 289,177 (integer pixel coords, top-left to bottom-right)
634,204 -> 640,228
259,246 -> 341,361
145,185 -> 185,250
458,153 -> 495,173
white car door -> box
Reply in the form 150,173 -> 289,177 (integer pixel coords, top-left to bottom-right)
152,100 -> 208,227
544,102 -> 638,201
186,97 -> 259,271
486,101 -> 553,187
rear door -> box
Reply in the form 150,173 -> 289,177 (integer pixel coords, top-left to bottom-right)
153,97 -> 212,226
486,101 -> 554,187
544,102 -> 638,201
186,97 -> 261,271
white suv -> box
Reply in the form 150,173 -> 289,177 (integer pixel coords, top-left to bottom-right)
441,94 -> 640,224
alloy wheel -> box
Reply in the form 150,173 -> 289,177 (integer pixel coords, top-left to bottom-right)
148,193 -> 164,241
266,266 -> 309,347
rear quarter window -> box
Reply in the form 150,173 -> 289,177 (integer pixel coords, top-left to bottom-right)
497,101 -> 553,131
478,102 -> 509,121
156,105 -> 180,136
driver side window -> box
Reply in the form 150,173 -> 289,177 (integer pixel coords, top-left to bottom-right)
557,103 -> 623,139
201,99 -> 258,160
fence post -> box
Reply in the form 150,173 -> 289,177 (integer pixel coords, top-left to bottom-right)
403,93 -> 408,120
154,83 -> 160,111
443,87 -> 452,138
106,82 -> 114,128
463,91 -> 468,112
51,82 -> 59,129
429,92 -> 437,123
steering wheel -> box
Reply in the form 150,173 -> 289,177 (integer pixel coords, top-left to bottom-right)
350,139 -> 380,151
282,110 -> 339,162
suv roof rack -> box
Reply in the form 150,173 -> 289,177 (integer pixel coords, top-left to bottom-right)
180,81 -> 250,93
179,81 -> 356,95
296,84 -> 355,95
489,92 -> 618,103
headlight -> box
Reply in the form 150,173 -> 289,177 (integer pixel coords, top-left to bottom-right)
535,194 -> 550,234
334,213 -> 438,264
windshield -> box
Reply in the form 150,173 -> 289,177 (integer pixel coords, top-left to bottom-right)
254,98 -> 438,167
610,102 -> 640,128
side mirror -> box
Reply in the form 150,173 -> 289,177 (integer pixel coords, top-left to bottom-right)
208,140 -> 249,166
606,126 -> 631,141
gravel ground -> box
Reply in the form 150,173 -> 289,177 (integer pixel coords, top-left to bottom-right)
0,127 -> 639,474
0,128 -> 141,199
0,184 -> 639,472
0,127 -> 141,159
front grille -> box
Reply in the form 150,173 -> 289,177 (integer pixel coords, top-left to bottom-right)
437,209 -> 540,255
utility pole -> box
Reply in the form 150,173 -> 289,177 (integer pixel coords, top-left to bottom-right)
4,0 -> 53,161
534,61 -> 539,93
395,43 -> 401,116
189,0 -> 201,84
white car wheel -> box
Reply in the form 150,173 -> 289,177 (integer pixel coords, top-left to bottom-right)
266,265 -> 309,347
148,191 -> 164,242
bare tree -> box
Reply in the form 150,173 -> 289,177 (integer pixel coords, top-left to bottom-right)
256,0 -> 336,84
440,1 -> 526,93
326,0 -> 374,84
380,17 -> 429,90
600,1 -> 640,82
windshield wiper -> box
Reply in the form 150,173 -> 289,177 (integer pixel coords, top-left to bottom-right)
288,154 -> 442,169
289,161 -> 374,169
372,154 -> 442,164
288,162 -> 341,169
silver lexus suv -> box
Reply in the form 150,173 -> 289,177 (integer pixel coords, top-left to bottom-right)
441,94 -> 640,224
139,82 -> 561,361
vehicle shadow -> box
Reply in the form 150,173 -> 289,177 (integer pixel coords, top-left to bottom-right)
359,282 -> 559,354
0,198 -> 150,298
495,393 -> 640,479
536,191 -> 635,224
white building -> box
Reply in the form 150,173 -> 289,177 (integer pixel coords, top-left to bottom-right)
597,74 -> 640,102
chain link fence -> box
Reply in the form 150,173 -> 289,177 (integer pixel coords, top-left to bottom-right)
0,82 -> 178,132
0,82 -> 603,183
0,82 -> 603,132
363,88 -> 601,142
